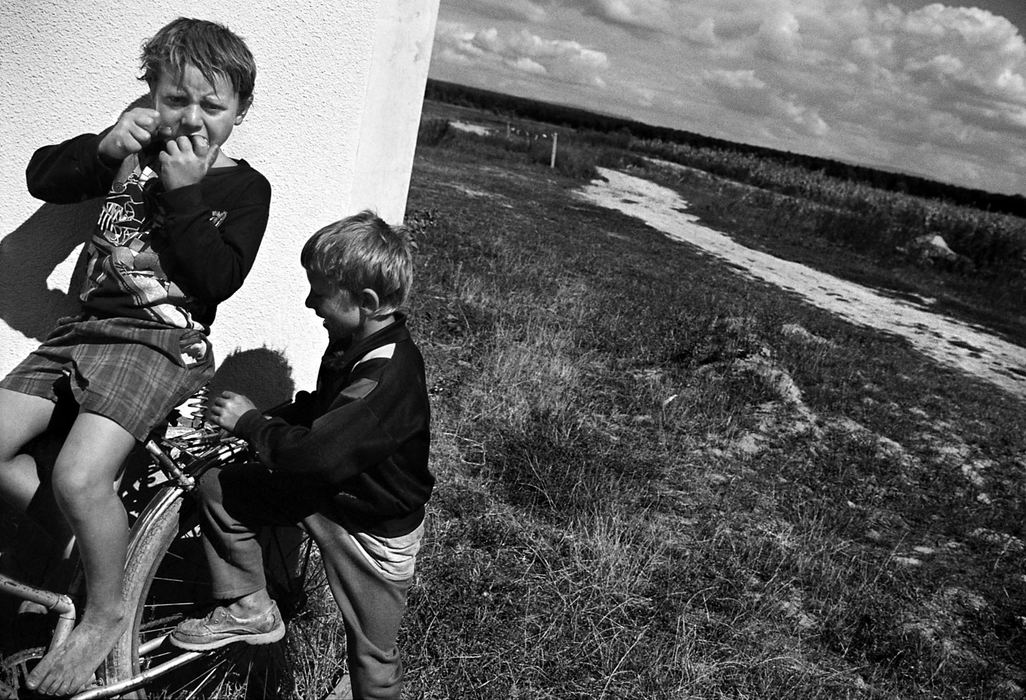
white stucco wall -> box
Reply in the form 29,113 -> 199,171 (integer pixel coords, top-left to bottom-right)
0,0 -> 438,405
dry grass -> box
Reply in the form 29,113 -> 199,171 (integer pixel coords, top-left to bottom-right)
398,119 -> 1026,699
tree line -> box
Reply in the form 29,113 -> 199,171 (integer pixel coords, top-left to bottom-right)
424,79 -> 1026,219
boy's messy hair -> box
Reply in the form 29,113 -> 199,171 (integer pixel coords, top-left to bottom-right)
302,211 -> 415,317
140,17 -> 256,103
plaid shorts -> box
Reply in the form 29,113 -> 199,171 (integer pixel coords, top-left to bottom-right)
0,316 -> 215,441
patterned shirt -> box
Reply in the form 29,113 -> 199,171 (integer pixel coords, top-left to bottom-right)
26,132 -> 271,330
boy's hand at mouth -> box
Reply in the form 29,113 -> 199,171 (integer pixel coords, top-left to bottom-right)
158,134 -> 221,190
98,107 -> 162,161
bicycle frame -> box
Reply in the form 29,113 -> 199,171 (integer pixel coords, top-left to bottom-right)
0,574 -> 76,652
0,417 -> 247,700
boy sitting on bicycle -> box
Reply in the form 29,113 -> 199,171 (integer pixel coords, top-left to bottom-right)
170,210 -> 433,700
0,18 -> 269,696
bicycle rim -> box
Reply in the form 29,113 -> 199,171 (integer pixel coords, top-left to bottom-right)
100,486 -> 348,699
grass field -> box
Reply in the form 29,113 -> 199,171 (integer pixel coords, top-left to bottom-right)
398,104 -> 1026,699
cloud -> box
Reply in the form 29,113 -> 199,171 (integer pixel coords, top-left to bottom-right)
568,0 -> 753,45
675,2 -> 1026,187
860,5 -> 1026,83
684,17 -> 719,47
628,84 -> 658,107
704,68 -> 765,92
703,68 -> 829,137
830,4 -> 1026,142
755,9 -> 802,61
511,56 -> 548,75
454,0 -> 551,24
574,0 -> 676,33
433,21 -> 610,87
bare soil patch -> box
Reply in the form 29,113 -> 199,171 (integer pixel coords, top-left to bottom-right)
577,167 -> 1026,400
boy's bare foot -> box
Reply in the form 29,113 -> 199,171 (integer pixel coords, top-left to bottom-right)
25,610 -> 126,696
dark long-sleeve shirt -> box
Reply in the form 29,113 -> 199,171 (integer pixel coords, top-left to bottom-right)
26,131 -> 270,330
234,317 -> 434,537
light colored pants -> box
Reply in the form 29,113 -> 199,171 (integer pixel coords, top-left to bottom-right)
194,464 -> 422,700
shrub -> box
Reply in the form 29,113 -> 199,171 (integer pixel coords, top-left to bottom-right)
526,138 -> 599,180
417,117 -> 453,147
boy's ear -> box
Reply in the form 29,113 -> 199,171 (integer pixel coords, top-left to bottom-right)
234,96 -> 253,126
358,289 -> 382,315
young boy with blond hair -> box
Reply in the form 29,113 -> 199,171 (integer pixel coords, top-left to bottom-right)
171,210 -> 433,700
0,18 -> 270,695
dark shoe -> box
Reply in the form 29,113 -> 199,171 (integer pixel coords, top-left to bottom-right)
169,602 -> 285,651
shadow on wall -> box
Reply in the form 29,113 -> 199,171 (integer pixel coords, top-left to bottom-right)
0,94 -> 158,343
1,201 -> 296,407
210,346 -> 296,411
0,202 -> 98,341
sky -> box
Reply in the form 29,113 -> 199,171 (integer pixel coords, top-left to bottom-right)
428,1 -> 1026,196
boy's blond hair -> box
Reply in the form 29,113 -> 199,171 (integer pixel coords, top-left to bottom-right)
140,17 -> 257,103
301,210 -> 414,317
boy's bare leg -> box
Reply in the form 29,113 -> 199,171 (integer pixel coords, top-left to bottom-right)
0,390 -> 77,614
26,412 -> 135,697
0,388 -> 53,514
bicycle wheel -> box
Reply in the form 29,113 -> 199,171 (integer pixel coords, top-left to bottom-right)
99,483 -> 348,699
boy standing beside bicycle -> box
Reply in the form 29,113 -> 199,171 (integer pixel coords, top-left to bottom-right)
170,210 -> 434,700
0,18 -> 269,696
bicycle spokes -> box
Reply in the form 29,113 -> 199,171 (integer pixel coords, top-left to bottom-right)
118,498 -> 347,699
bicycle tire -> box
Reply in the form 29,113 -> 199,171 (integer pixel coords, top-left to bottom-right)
98,479 -> 348,699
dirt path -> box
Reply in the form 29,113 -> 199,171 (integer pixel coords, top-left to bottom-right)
577,167 -> 1026,400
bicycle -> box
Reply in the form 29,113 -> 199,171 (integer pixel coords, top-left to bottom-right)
0,389 -> 350,699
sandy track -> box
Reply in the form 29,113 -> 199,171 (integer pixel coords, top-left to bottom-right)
577,167 -> 1026,400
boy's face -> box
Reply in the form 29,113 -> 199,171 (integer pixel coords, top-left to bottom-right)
150,63 -> 249,153
305,270 -> 362,343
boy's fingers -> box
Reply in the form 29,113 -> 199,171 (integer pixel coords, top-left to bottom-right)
174,135 -> 196,153
129,109 -> 161,133
130,124 -> 155,143
204,142 -> 220,165
186,135 -> 221,166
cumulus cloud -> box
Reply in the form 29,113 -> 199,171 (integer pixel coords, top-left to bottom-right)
683,1 -> 1026,186
433,21 -> 609,87
703,68 -> 829,136
833,4 -> 1026,140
